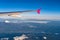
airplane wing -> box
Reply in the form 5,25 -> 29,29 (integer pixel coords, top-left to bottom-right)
0,9 -> 40,17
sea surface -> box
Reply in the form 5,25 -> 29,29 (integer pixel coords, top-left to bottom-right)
0,19 -> 60,40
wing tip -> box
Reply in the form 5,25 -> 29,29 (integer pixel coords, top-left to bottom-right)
37,8 -> 41,14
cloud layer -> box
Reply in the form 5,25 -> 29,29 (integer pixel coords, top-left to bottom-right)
0,15 -> 60,20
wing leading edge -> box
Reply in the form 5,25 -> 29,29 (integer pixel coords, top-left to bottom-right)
0,9 -> 41,14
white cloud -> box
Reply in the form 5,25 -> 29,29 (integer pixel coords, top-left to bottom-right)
4,20 -> 10,23
43,36 -> 47,40
22,21 -> 50,24
2,20 -> 50,24
14,34 -> 28,40
20,15 -> 60,20
54,33 -> 59,35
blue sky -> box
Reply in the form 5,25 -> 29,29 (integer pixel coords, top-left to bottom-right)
0,0 -> 60,16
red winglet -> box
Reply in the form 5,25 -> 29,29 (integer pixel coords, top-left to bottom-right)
37,9 -> 40,14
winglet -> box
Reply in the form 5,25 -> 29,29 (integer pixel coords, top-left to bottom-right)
37,9 -> 40,14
